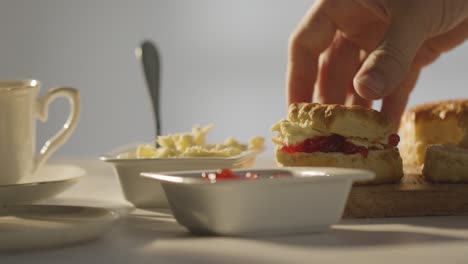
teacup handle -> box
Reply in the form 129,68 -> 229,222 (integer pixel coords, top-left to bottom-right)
35,87 -> 80,171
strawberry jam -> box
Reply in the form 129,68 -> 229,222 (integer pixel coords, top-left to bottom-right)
201,169 -> 259,181
281,134 -> 400,157
281,134 -> 370,158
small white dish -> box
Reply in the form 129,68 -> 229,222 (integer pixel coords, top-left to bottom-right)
0,204 -> 118,250
0,164 -> 84,204
142,167 -> 374,236
101,143 -> 260,208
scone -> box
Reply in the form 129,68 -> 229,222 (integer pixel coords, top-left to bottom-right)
423,144 -> 468,183
399,99 -> 468,167
271,103 -> 404,184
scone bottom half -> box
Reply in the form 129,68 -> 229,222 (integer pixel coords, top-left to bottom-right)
271,103 -> 404,184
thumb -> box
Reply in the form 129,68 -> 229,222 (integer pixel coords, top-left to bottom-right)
354,17 -> 425,100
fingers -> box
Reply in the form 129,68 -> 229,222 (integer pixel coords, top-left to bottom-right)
353,7 -> 426,100
347,88 -> 373,108
287,1 -> 336,106
412,17 -> 468,68
376,12 -> 468,123
346,49 -> 372,108
426,17 -> 468,53
314,33 -> 360,105
381,66 -> 421,126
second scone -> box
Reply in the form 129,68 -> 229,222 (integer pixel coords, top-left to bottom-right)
399,99 -> 468,167
271,103 -> 404,184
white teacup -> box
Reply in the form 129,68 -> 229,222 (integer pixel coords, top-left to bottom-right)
0,80 -> 80,185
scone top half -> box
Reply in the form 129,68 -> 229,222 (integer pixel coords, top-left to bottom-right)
271,103 -> 399,157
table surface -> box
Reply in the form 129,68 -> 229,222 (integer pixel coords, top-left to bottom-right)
3,159 -> 468,264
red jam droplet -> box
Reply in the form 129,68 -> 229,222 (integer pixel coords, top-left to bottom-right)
388,134 -> 400,147
215,169 -> 240,180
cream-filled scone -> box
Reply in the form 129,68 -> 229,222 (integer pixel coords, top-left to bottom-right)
271,103 -> 404,184
399,99 -> 468,167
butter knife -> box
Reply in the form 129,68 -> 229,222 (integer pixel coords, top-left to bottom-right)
136,40 -> 161,144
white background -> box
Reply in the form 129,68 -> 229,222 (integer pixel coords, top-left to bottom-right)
0,0 -> 466,158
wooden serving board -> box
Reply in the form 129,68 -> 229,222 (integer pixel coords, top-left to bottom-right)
343,168 -> 468,218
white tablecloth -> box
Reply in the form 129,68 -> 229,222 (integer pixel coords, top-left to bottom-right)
2,159 -> 468,264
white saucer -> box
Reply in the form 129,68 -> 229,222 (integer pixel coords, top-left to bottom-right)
0,204 -> 118,250
0,164 -> 84,204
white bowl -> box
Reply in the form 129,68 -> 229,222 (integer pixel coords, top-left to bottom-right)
100,144 -> 261,208
141,167 -> 374,236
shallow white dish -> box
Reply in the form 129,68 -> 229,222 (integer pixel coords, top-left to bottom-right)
0,204 -> 118,250
142,167 -> 375,236
101,143 -> 260,208
0,164 -> 84,204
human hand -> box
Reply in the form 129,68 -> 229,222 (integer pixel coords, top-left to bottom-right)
287,0 -> 468,123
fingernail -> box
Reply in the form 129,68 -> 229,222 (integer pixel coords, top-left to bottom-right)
356,71 -> 385,98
